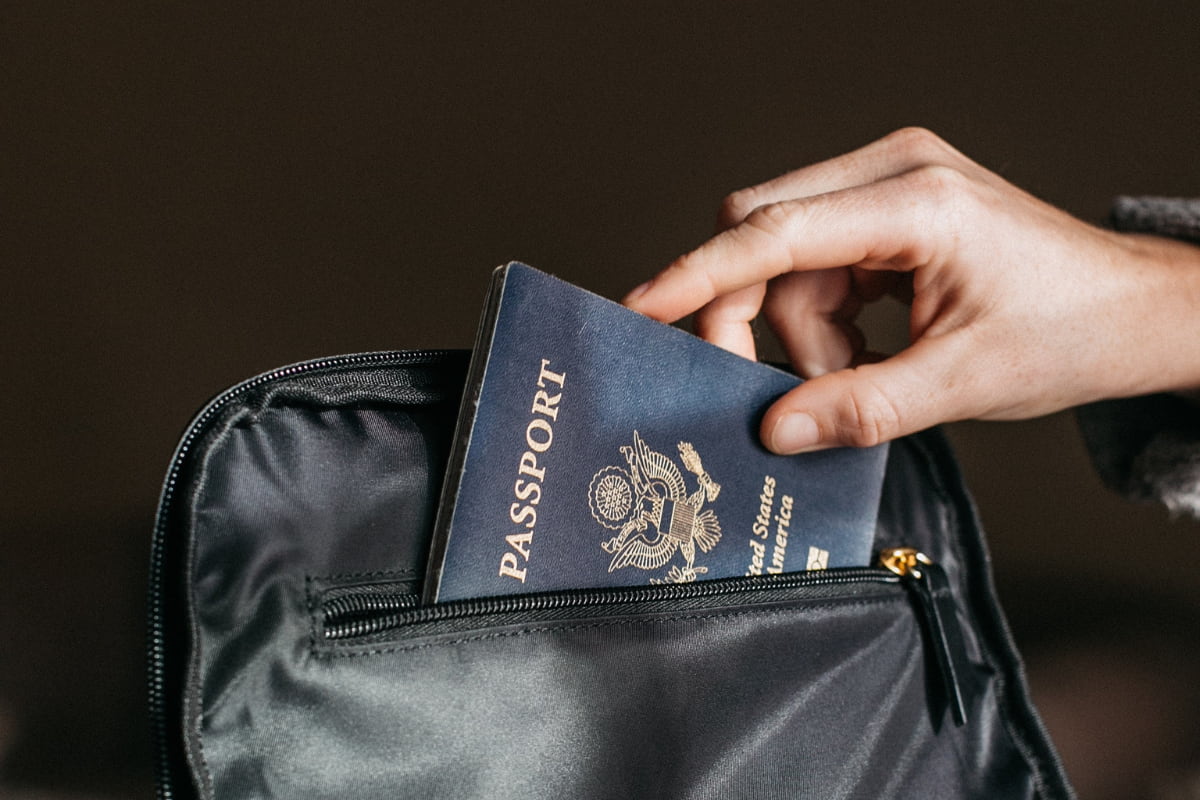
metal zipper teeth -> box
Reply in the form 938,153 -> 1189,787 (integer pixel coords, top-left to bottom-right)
146,349 -> 457,800
322,567 -> 900,641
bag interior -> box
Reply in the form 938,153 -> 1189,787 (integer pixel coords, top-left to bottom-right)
151,352 -> 1072,799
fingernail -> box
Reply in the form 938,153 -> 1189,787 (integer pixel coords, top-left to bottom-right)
623,280 -> 653,305
771,413 -> 821,454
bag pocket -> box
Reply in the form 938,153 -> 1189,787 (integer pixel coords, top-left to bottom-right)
154,352 -> 1063,799
313,549 -> 969,724
236,554 -> 1031,800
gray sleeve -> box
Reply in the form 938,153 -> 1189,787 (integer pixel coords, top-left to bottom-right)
1075,196 -> 1200,517
1109,196 -> 1200,242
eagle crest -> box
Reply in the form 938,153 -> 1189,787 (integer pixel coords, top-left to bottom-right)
588,431 -> 722,584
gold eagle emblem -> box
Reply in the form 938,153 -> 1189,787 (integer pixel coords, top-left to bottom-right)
588,431 -> 722,584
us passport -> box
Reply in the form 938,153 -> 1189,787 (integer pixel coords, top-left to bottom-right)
424,263 -> 888,603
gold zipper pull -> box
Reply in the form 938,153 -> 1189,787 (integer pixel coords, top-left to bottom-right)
878,546 -> 931,578
878,547 -> 971,726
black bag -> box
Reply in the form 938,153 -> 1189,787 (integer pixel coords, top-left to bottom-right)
148,350 -> 1074,799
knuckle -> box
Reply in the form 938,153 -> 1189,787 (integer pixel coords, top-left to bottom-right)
667,250 -> 719,297
835,380 -> 901,448
887,126 -> 949,159
664,249 -> 700,280
743,200 -> 797,239
719,188 -> 760,227
906,163 -> 970,202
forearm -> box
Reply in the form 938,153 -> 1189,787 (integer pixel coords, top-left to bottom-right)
1077,197 -> 1200,516
1096,231 -> 1200,400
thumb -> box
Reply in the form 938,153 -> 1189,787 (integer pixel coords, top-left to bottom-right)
762,337 -> 970,453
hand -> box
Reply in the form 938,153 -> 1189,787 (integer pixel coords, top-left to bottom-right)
624,128 -> 1200,453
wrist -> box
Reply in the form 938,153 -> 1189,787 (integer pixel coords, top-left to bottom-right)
1102,233 -> 1200,400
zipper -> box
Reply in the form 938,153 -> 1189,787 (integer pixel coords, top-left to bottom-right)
320,566 -> 901,642
879,547 -> 972,726
146,349 -> 461,800
320,546 -> 972,728
320,585 -> 422,640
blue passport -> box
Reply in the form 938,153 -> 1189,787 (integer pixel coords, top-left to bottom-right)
424,263 -> 887,603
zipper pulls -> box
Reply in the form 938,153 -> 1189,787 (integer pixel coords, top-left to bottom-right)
879,548 -> 971,727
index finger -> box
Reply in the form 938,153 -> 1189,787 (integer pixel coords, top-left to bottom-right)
624,171 -> 946,323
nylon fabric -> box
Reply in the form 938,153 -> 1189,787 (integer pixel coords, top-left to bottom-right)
162,353 -> 1070,799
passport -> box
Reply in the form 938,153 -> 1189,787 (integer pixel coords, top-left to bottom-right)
423,263 -> 888,603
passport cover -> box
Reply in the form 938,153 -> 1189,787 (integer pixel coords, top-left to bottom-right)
424,263 -> 888,603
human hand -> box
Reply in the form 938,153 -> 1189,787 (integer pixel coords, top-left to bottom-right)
625,128 -> 1200,453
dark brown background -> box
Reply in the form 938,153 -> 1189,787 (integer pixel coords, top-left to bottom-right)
3,4 -> 1199,798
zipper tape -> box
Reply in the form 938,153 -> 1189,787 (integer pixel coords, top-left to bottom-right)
147,350 -> 462,800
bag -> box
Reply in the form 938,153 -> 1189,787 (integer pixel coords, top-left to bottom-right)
148,349 -> 1074,799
